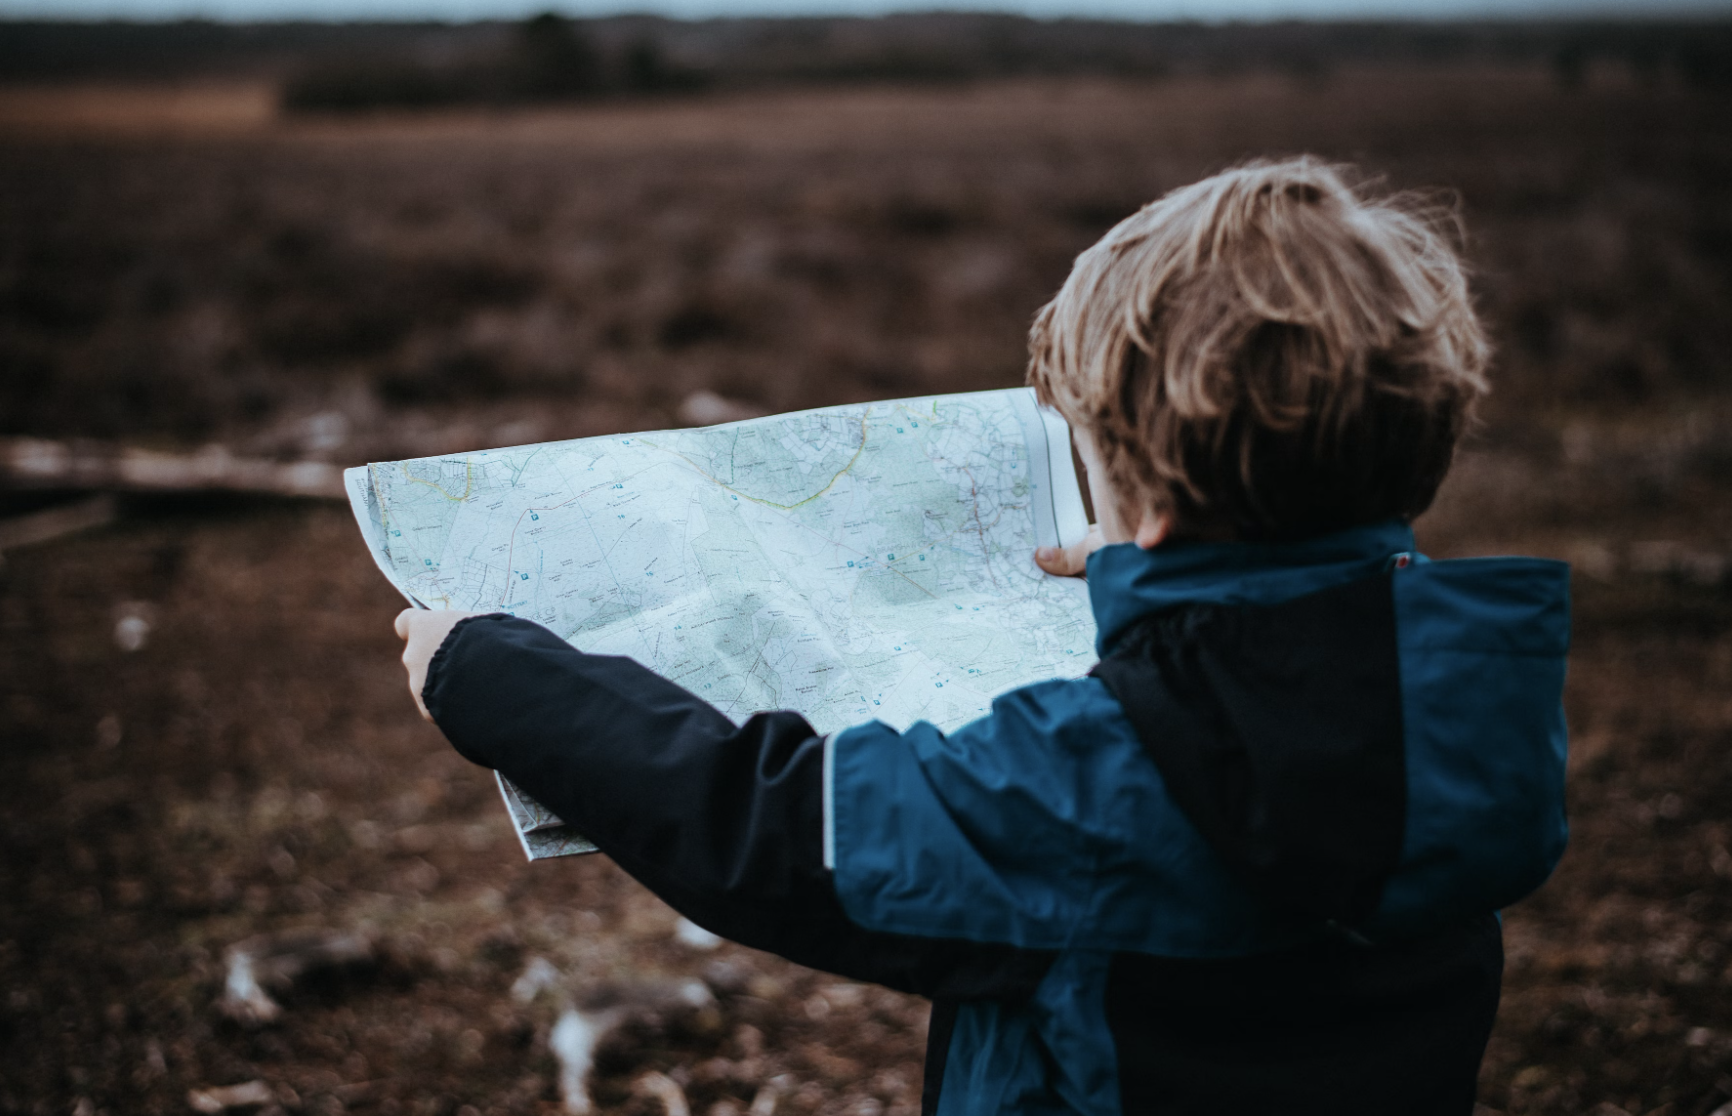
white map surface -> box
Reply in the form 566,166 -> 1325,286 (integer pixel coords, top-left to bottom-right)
348,388 -> 1095,858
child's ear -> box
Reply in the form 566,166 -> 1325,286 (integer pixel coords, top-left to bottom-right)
1133,513 -> 1171,550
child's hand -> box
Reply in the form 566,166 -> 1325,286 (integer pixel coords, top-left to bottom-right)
394,609 -> 486,721
1034,524 -> 1105,578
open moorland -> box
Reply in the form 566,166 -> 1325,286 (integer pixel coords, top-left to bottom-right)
2,51 -> 1731,1116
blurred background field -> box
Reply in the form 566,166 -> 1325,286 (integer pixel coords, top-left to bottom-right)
1,14 -> 1731,1116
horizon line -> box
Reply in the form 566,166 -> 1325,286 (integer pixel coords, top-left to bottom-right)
5,3 -> 1732,22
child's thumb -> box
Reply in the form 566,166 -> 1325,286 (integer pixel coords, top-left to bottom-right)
1034,539 -> 1091,578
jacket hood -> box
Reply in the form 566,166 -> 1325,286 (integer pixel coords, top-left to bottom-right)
1085,520 -> 1573,935
1086,520 -> 1417,657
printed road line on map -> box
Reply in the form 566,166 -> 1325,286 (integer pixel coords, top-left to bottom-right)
641,411 -> 869,512
400,459 -> 475,502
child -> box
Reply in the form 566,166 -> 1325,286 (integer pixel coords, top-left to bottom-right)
395,158 -> 1569,1115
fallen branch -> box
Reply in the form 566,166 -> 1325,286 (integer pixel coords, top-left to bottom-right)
0,437 -> 345,500
217,929 -> 375,1026
186,1080 -> 275,1113
0,494 -> 115,555
540,969 -> 718,1115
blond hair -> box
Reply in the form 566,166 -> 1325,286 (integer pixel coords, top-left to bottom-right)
1029,157 -> 1490,541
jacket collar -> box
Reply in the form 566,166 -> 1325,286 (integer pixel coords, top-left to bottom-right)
1086,520 -> 1417,657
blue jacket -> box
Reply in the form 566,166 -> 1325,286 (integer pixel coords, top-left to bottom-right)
424,520 -> 1571,1116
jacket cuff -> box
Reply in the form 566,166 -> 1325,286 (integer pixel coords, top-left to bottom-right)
422,612 -> 509,768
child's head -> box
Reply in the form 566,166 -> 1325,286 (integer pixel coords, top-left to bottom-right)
1029,157 -> 1490,544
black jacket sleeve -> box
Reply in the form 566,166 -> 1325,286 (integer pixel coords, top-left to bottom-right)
423,613 -> 1052,1001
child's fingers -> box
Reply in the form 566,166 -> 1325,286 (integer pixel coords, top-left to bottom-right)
398,615 -> 434,722
394,610 -> 480,723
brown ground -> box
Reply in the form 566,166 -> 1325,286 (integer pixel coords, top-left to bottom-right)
1,65 -> 1730,1116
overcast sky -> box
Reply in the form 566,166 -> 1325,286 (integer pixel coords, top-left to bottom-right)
7,0 -> 1728,22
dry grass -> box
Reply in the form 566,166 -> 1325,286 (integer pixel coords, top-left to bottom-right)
0,82 -> 276,135
1,63 -> 1730,1116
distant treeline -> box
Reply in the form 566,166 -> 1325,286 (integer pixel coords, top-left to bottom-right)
282,15 -> 711,111
2,12 -> 1730,111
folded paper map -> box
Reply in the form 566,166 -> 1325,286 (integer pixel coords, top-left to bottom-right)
345,387 -> 1096,860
